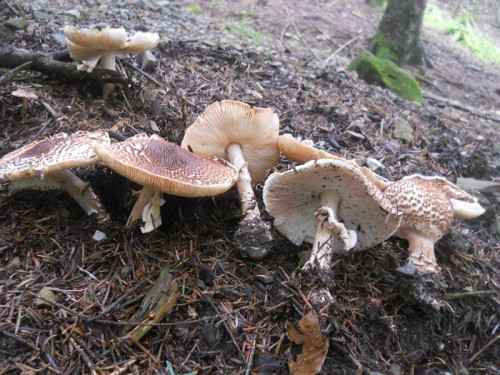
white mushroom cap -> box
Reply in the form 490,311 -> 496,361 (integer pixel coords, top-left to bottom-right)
263,159 -> 401,250
0,130 -> 110,180
63,26 -> 160,70
12,88 -> 39,100
93,134 -> 238,197
181,100 -> 280,183
278,134 -> 391,190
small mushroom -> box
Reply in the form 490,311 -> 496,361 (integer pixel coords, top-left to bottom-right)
263,159 -> 401,271
12,88 -> 38,120
93,134 -> 238,233
278,134 -> 391,190
181,100 -> 280,259
384,174 -> 486,273
0,130 -> 110,220
63,26 -> 160,98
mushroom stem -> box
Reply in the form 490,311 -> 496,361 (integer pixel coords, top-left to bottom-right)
48,170 -> 109,221
98,54 -> 117,99
304,190 -> 357,270
225,142 -> 260,222
126,186 -> 165,233
405,231 -> 439,273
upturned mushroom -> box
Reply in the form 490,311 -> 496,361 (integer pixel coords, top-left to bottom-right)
181,100 -> 280,259
278,134 -> 391,190
384,174 -> 486,273
0,130 -> 110,220
63,26 -> 160,98
93,133 -> 238,233
263,159 -> 401,271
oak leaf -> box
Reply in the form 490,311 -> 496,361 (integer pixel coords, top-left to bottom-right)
287,310 -> 329,375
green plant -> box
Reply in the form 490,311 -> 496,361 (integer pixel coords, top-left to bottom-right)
424,5 -> 500,64
223,20 -> 262,44
185,4 -> 202,14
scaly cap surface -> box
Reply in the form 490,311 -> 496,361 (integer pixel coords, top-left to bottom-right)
93,134 -> 238,197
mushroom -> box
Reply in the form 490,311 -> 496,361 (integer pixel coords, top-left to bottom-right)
384,174 -> 486,273
0,130 -> 110,220
181,100 -> 280,259
263,159 -> 401,271
93,133 -> 238,233
12,88 -> 38,121
63,26 -> 160,98
278,134 -> 391,190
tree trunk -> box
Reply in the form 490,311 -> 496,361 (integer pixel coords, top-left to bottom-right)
371,0 -> 427,66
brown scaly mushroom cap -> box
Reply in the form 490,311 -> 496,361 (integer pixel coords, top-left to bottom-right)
93,134 -> 238,233
263,159 -> 401,271
278,134 -> 391,190
181,100 -> 280,259
384,174 -> 486,273
0,130 -> 110,220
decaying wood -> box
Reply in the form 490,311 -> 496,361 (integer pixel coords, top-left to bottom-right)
0,47 -> 128,85
124,268 -> 179,342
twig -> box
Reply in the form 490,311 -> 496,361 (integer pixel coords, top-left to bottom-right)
0,47 -> 128,85
322,35 -> 362,68
441,290 -> 496,300
123,60 -> 162,86
468,335 -> 499,364
283,6 -> 322,63
2,0 -> 19,15
423,91 -> 500,123
0,61 -> 33,86
244,337 -> 257,375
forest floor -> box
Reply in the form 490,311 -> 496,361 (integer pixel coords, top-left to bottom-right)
0,0 -> 499,374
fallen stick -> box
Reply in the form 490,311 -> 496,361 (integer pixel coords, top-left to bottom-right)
0,47 -> 128,84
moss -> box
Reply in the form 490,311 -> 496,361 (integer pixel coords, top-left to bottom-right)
185,4 -> 202,14
348,51 -> 423,102
366,0 -> 387,10
370,30 -> 399,62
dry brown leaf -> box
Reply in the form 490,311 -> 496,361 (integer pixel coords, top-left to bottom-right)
287,310 -> 329,375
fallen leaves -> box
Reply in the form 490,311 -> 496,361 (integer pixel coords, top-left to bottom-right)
286,310 -> 329,375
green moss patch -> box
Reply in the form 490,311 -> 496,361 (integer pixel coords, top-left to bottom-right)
348,51 -> 423,102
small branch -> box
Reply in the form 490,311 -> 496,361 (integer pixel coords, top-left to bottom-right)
283,6 -> 322,63
423,91 -> 500,124
468,335 -> 499,364
0,47 -> 128,85
441,290 -> 496,300
0,61 -> 32,86
322,35 -> 361,68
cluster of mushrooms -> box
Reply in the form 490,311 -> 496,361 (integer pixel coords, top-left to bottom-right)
0,26 -> 487,275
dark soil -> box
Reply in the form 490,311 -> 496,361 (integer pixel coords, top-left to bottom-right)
0,1 -> 499,374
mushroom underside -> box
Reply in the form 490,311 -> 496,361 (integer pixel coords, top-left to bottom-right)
9,170 -> 108,221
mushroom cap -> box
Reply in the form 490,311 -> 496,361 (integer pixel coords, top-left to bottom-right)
278,134 -> 391,190
263,159 -> 401,250
12,88 -> 38,100
63,26 -> 160,67
93,134 -> 238,197
383,174 -> 484,240
0,130 -> 110,180
181,100 -> 280,183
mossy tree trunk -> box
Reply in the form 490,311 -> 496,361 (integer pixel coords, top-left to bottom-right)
371,0 -> 427,66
